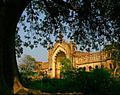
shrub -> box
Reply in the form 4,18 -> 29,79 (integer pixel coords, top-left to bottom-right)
22,68 -> 120,95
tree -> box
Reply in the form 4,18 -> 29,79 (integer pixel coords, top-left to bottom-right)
18,55 -> 36,73
60,57 -> 72,78
83,68 -> 111,95
0,0 -> 32,94
18,55 -> 36,85
18,0 -> 120,51
104,42 -> 120,77
0,0 -> 120,94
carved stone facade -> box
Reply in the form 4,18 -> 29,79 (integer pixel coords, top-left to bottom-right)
35,39 -> 113,79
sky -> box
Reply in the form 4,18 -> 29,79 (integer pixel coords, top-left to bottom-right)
17,30 -> 68,64
16,3 -> 80,64
16,28 -> 70,64
17,31 -> 48,64
16,4 -> 102,64
20,45 -> 48,62
17,11 -> 68,64
17,7 -> 49,64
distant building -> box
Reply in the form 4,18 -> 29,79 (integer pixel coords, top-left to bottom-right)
34,33 -> 113,79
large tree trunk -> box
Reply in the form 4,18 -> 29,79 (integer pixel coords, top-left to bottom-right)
0,0 -> 31,94
0,4 -> 10,94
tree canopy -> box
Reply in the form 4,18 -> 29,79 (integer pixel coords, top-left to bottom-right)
104,42 -> 120,77
1,0 -> 120,94
17,0 -> 120,55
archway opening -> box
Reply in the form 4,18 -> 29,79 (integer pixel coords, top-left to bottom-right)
54,51 -> 66,78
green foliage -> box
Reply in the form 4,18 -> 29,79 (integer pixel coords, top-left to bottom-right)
60,58 -> 73,78
25,78 -> 78,93
18,55 -> 36,85
108,78 -> 120,95
15,32 -> 23,58
18,55 -> 36,72
21,54 -> 36,64
24,67 -> 120,95
104,42 -> 120,77
104,42 -> 120,61
61,67 -> 112,94
86,68 -> 111,94
17,0 -> 120,55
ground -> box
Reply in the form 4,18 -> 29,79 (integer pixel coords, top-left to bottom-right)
15,89 -> 83,95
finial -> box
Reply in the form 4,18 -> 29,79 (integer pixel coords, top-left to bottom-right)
56,31 -> 64,43
73,39 -> 77,50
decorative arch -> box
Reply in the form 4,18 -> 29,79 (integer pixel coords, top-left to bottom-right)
51,45 -> 68,78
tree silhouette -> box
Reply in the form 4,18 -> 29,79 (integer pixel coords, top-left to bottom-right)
18,0 -> 120,52
0,0 -> 120,94
104,42 -> 120,77
18,55 -> 36,72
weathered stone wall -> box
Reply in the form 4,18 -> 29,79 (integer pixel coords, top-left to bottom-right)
35,40 -> 113,78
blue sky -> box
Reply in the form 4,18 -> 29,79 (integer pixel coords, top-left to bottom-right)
17,8 -> 49,64
17,27 -> 70,64
17,30 -> 48,64
17,11 -> 68,64
16,5 -> 102,64
21,45 -> 48,62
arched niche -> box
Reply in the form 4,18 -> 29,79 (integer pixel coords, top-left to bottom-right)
54,51 -> 66,78
51,46 -> 67,78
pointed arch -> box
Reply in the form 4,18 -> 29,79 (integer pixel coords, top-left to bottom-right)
51,46 -> 67,78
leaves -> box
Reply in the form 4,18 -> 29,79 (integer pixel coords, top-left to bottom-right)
60,58 -> 73,79
16,0 -> 120,54
18,55 -> 36,74
104,42 -> 120,77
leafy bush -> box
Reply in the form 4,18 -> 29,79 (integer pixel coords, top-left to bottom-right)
22,68 -> 120,95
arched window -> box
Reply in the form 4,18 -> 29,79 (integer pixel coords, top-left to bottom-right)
89,66 -> 92,71
101,65 -> 104,68
95,65 -> 98,69
39,64 -> 41,67
45,71 -> 47,74
83,67 -> 86,71
79,67 -> 82,69
110,64 -> 112,69
50,68 -> 52,71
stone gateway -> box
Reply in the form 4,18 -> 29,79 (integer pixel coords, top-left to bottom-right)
34,35 -> 112,79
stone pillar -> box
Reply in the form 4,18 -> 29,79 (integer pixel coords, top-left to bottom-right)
55,62 -> 60,78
